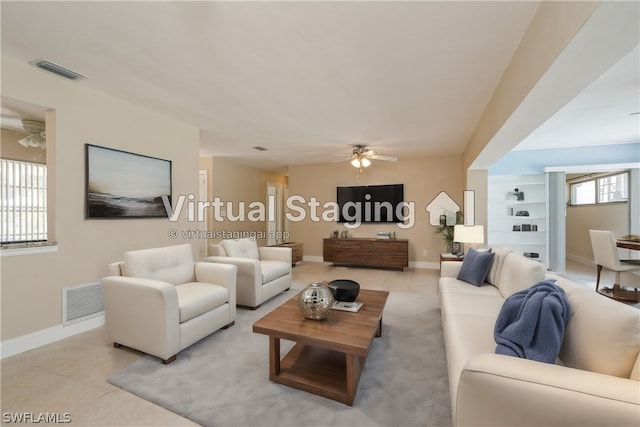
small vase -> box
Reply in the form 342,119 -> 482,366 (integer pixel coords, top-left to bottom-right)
298,282 -> 335,320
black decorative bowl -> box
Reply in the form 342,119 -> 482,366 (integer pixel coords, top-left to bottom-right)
327,279 -> 360,302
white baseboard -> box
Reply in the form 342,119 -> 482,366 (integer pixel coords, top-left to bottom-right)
1,315 -> 105,359
567,253 -> 594,267
409,261 -> 440,270
302,255 -> 324,263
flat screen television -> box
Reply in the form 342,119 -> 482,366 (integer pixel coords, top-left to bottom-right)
337,184 -> 404,223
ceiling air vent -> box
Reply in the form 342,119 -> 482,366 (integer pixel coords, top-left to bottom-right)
30,59 -> 86,81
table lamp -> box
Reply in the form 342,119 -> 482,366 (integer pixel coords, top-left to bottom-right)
453,225 -> 484,256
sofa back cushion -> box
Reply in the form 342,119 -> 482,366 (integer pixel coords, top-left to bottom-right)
209,244 -> 227,257
221,239 -> 260,259
486,248 -> 513,286
559,290 -> 640,379
495,253 -> 546,298
123,244 -> 195,285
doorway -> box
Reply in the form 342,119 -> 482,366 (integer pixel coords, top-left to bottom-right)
266,182 -> 283,246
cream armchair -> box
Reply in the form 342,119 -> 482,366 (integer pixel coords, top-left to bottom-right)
205,239 -> 292,309
101,243 -> 237,364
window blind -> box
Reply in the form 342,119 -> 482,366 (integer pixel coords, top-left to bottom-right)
1,159 -> 47,243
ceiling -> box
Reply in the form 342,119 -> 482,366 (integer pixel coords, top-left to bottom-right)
1,2 -> 638,172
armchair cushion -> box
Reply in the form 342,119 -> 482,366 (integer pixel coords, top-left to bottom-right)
175,282 -> 229,323
221,239 -> 259,260
122,244 -> 195,285
261,260 -> 290,283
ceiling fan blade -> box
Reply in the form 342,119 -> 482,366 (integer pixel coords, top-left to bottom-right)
371,155 -> 397,161
332,156 -> 352,163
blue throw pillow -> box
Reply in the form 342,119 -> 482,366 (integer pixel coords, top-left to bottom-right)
457,247 -> 495,286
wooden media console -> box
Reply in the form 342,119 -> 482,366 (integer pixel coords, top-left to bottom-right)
323,238 -> 409,270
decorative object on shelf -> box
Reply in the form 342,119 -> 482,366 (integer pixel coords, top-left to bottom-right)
515,210 -> 529,216
298,282 -> 335,320
327,279 -> 360,302
522,224 -> 532,232
513,225 -> 521,232
331,230 -> 339,238
513,188 -> 525,201
439,214 -> 447,226
376,231 -> 395,240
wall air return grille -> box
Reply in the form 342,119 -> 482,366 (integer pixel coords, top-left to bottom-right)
30,59 -> 86,81
62,282 -> 104,325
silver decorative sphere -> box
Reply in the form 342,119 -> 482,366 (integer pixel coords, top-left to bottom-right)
298,282 -> 335,320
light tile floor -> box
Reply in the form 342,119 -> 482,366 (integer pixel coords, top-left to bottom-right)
0,261 -> 594,426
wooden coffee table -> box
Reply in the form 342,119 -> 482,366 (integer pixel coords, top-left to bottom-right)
252,289 -> 389,405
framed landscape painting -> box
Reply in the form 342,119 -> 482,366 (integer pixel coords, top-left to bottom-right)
85,144 -> 172,218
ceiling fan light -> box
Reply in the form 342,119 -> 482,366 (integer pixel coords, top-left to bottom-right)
351,158 -> 361,168
18,134 -> 46,149
361,157 -> 371,167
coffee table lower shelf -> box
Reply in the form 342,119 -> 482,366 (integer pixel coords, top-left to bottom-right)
269,338 -> 365,406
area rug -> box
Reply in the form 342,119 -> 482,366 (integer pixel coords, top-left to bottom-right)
107,291 -> 451,427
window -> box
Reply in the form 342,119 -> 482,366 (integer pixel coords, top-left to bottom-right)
569,172 -> 629,206
598,173 -> 628,203
1,159 -> 47,243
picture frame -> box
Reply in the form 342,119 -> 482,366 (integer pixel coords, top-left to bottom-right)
522,224 -> 532,232
85,144 -> 172,218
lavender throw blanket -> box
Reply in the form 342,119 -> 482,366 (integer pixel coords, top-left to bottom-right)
494,280 -> 570,364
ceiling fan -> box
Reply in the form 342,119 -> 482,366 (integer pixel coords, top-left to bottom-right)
336,144 -> 398,169
18,119 -> 46,149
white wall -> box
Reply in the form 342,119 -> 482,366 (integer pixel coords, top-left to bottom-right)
1,58 -> 201,346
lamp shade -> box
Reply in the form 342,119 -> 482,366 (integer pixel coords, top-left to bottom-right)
454,225 -> 484,244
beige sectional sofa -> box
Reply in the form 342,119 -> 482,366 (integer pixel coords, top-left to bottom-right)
439,249 -> 640,427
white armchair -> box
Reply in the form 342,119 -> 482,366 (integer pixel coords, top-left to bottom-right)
101,243 -> 237,364
205,239 -> 292,309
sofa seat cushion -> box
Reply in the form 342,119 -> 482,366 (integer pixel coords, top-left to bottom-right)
261,260 -> 290,284
175,282 -> 228,323
439,278 -> 502,296
221,239 -> 260,260
441,292 -> 504,319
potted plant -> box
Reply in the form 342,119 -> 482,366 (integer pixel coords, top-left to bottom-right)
435,211 -> 463,253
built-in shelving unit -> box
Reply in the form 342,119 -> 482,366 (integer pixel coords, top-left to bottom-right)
488,174 -> 549,268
